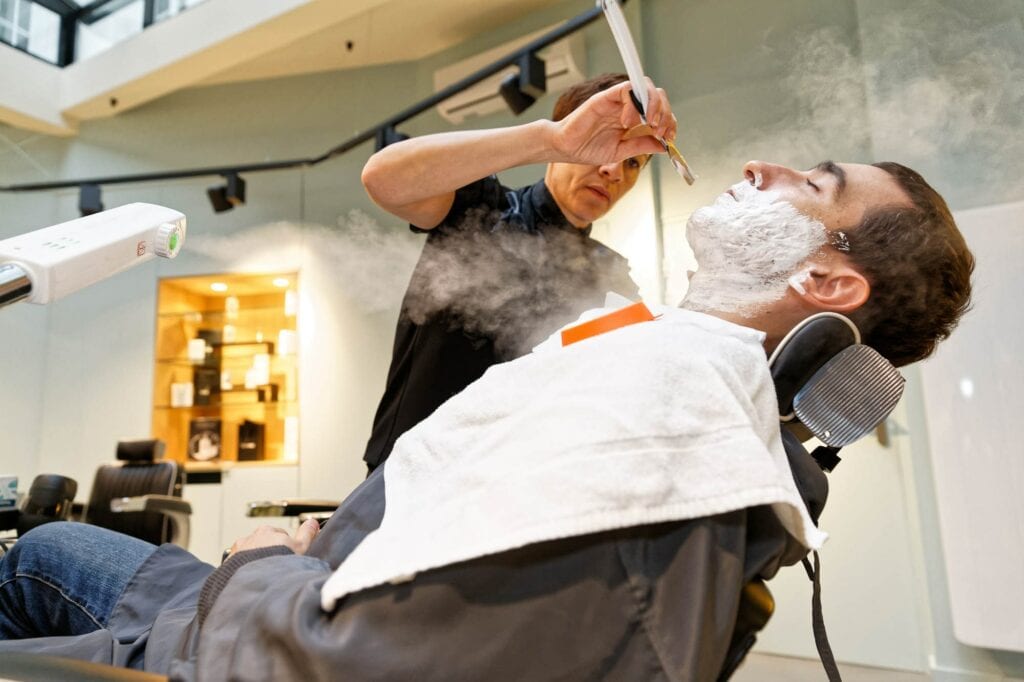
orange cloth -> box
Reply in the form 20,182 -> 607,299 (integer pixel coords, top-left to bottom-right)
560,301 -> 656,347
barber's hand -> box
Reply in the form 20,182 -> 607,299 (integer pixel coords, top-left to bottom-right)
551,77 -> 677,165
227,518 -> 321,559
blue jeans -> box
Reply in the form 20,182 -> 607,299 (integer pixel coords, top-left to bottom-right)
0,522 -> 156,639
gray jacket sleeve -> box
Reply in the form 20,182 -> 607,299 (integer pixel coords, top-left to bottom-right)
188,506 -> 793,682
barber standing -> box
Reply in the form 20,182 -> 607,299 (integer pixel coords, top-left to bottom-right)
360,73 -> 676,473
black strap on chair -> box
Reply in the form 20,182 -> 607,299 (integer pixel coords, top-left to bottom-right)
717,313 -> 907,680
803,551 -> 842,681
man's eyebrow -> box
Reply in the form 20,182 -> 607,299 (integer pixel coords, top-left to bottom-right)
813,160 -> 846,197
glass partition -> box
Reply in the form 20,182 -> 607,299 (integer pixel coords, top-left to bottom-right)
0,0 -> 208,65
0,0 -> 60,63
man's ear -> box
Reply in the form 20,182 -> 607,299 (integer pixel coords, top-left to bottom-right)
794,263 -> 870,312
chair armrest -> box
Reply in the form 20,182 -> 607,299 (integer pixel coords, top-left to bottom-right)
110,495 -> 192,516
110,495 -> 191,548
246,499 -> 340,517
0,652 -> 167,681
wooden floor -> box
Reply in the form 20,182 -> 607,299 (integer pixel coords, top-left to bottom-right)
733,653 -> 929,682
734,653 -> 1024,681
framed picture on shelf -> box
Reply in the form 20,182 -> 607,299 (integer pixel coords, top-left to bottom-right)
237,419 -> 265,461
188,417 -> 221,462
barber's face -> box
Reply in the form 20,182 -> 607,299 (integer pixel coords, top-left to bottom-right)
739,160 -> 911,231
545,156 -> 649,228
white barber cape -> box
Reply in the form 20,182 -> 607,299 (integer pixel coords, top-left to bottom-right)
322,305 -> 827,610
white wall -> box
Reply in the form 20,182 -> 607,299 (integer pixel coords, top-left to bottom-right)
920,201 -> 1024,655
1,1 -> 1023,678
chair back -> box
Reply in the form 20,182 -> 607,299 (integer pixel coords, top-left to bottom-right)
15,474 -> 78,537
84,439 -> 182,545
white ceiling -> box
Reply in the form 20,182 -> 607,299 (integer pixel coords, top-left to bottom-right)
199,0 -> 563,86
0,0 -> 567,135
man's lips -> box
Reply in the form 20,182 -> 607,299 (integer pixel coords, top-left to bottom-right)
587,185 -> 611,201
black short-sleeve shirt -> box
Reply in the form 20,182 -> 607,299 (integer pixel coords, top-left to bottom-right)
362,175 -> 639,471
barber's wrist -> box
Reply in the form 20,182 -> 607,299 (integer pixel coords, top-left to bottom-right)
532,119 -> 564,163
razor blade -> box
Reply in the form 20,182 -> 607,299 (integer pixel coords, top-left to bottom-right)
599,0 -> 696,185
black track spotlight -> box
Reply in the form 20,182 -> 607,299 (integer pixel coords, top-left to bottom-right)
78,184 -> 103,216
207,173 -> 246,213
375,125 -> 410,152
499,52 -> 547,116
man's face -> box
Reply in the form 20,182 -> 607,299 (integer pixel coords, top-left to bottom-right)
737,160 -> 911,232
545,156 -> 649,228
682,160 -> 911,314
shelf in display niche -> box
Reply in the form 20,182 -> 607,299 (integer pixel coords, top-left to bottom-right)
158,305 -> 296,321
153,399 -> 297,412
157,355 -> 296,368
216,341 -> 274,350
157,340 -> 298,365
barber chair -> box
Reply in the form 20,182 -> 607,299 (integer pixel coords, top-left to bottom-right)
0,475 -> 78,555
249,312 -> 904,681
78,438 -> 191,547
0,314 -> 902,682
0,440 -> 191,558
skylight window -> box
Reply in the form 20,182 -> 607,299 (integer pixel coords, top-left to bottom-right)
0,0 -> 60,63
0,0 -> 208,66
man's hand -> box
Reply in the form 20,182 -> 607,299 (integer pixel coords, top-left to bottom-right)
550,78 -> 677,166
227,518 -> 321,559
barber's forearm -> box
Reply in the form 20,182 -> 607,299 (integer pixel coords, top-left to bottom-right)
361,120 -> 557,213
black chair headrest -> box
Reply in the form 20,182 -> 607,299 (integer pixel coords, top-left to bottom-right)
116,439 -> 166,463
769,313 -> 905,450
769,313 -> 860,419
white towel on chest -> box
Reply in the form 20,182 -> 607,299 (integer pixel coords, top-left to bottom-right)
321,306 -> 826,610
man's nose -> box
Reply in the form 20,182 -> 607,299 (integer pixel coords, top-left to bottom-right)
599,161 -> 624,183
742,160 -> 796,189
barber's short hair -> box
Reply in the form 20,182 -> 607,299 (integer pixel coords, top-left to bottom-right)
552,73 -> 628,121
845,162 -> 974,367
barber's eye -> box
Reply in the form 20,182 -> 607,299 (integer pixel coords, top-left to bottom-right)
807,179 -> 820,192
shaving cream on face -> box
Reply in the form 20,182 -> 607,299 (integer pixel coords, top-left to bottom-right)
683,181 -> 827,314
787,267 -> 814,295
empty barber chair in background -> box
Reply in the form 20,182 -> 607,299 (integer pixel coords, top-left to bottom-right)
13,474 -> 78,538
0,474 -> 79,554
0,440 -> 191,555
79,439 -> 191,547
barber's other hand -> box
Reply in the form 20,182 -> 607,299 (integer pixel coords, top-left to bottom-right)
227,518 -> 321,558
551,78 -> 676,165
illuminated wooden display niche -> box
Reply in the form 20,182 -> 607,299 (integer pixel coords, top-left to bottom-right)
152,272 -> 299,468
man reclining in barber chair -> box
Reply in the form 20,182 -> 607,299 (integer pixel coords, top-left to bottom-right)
0,105 -> 973,681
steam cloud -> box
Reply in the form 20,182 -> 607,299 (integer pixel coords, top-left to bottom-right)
188,208 -> 629,356
188,210 -> 422,314
196,2 -> 1022,343
402,206 -> 631,356
693,1 -> 1023,202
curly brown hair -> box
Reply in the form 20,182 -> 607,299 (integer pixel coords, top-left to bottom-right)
844,162 -> 975,367
551,73 -> 628,121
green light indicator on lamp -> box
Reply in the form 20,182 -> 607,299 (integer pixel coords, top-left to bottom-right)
169,232 -> 179,252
